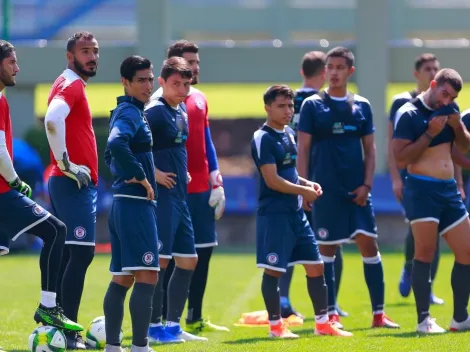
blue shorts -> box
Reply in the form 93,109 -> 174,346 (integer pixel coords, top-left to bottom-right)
256,209 -> 321,273
311,192 -> 377,244
0,190 -> 51,255
49,176 -> 97,246
403,174 -> 468,235
108,197 -> 159,274
156,198 -> 196,259
187,191 -> 217,248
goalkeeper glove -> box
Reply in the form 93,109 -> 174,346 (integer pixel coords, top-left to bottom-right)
9,177 -> 32,198
57,151 -> 91,189
208,170 -> 225,220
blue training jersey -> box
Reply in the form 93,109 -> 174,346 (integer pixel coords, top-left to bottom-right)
251,124 -> 301,214
105,96 -> 157,199
298,91 -> 375,197
290,87 -> 318,136
145,97 -> 189,201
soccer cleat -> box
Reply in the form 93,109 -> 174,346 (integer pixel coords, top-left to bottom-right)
398,267 -> 412,297
314,321 -> 353,337
281,305 -> 305,319
417,316 -> 446,334
65,332 -> 87,350
372,313 -> 400,329
165,326 -> 208,342
450,316 -> 470,331
328,314 -> 344,330
104,345 -> 126,352
34,304 -> 83,332
336,304 -> 349,317
185,319 -> 229,333
430,293 -> 444,305
268,322 -> 299,339
148,326 -> 185,344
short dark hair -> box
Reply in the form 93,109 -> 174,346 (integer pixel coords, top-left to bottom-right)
120,55 -> 152,81
302,51 -> 326,78
67,31 -> 95,52
326,46 -> 354,67
434,68 -> 463,92
0,40 -> 15,63
263,85 -> 294,105
414,53 -> 438,71
160,56 -> 193,81
167,40 -> 199,59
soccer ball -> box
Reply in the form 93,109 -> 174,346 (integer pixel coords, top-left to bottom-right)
28,326 -> 66,352
86,316 -> 123,349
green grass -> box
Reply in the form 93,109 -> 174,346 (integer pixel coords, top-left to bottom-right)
34,82 -> 470,119
1,251 -> 469,351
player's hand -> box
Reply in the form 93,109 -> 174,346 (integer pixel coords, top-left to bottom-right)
458,183 -> 466,200
349,185 -> 369,206
301,186 -> 319,203
187,172 -> 192,183
8,177 -> 32,198
209,186 -> 225,220
125,177 -> 155,200
392,178 -> 404,202
311,182 -> 323,197
156,169 -> 177,189
57,152 -> 91,189
427,115 -> 448,137
447,113 -> 461,129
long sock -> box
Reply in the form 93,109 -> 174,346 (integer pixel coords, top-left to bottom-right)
363,254 -> 385,313
61,245 -> 95,322
451,261 -> 470,322
150,267 -> 166,324
321,255 -> 337,314
261,273 -> 281,321
166,267 -> 194,324
29,217 -> 66,294
334,247 -> 343,297
404,227 -> 414,274
279,266 -> 294,299
130,283 -> 155,347
104,282 -> 129,346
430,236 -> 440,283
306,275 -> 328,323
187,247 -> 213,323
412,259 -> 431,324
56,246 -> 70,306
162,259 -> 175,319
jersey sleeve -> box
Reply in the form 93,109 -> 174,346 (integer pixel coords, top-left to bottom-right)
0,99 -> 6,131
52,80 -> 82,109
462,110 -> 470,131
361,102 -> 375,136
393,110 -> 416,140
252,131 -> 275,166
388,98 -> 404,122
297,99 -> 317,135
144,104 -> 163,133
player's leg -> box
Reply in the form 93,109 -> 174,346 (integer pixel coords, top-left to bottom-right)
334,245 -> 348,317
399,225 -> 414,297
185,191 -> 228,332
161,258 -> 175,322
165,202 -> 207,341
430,234 -> 444,305
256,213 -> 298,339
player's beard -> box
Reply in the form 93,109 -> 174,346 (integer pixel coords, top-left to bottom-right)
191,74 -> 199,85
73,58 -> 97,77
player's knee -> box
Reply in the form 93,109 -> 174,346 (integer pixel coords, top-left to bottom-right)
134,270 -> 158,285
112,274 -> 134,288
175,256 -> 197,270
355,234 -> 378,257
414,243 -> 436,263
159,257 -> 170,269
264,268 -> 283,278
304,263 -> 324,277
319,244 -> 337,257
40,215 -> 66,243
69,244 -> 95,270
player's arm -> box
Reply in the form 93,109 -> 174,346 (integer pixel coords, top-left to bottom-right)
450,116 -> 470,153
296,99 -> 316,180
361,103 -> 376,189
260,164 -> 314,198
387,100 -> 404,186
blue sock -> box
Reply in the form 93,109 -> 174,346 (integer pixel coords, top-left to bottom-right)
321,255 -> 337,314
363,253 -> 385,314
280,296 -> 290,308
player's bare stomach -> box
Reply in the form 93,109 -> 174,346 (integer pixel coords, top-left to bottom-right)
407,143 -> 454,180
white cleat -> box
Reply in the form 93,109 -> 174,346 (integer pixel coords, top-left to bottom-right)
175,330 -> 208,342
417,317 -> 446,334
450,316 -> 470,332
104,345 -> 127,352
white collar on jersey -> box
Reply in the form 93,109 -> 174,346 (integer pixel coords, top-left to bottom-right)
324,87 -> 348,101
62,68 -> 87,86
417,93 -> 434,111
0,92 -> 2,99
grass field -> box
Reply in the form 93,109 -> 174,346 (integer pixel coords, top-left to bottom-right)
34,83 -> 470,119
1,251 -> 469,352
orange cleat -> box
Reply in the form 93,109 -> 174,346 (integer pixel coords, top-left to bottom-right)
372,313 -> 400,329
268,322 -> 299,339
329,314 -> 344,330
315,321 -> 353,337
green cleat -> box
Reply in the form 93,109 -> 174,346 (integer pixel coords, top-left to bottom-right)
34,304 -> 84,332
185,319 -> 230,334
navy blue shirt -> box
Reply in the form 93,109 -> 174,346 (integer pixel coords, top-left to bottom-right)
298,91 -> 375,197
145,97 -> 189,201
289,87 -> 318,135
462,108 -> 470,131
388,91 -> 418,123
251,124 -> 301,214
105,96 -> 157,198
393,96 -> 460,147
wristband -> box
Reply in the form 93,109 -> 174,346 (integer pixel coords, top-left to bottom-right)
363,184 -> 372,191
424,132 -> 434,140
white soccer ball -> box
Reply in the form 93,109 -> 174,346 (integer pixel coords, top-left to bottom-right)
86,316 -> 123,349
28,326 -> 66,352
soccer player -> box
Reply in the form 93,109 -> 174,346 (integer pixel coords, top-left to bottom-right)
0,40 -> 82,332
388,53 -> 447,305
145,57 -> 207,343
149,40 -> 228,335
288,50 -> 348,318
103,55 -> 159,352
392,68 -> 470,333
251,84 -> 352,338
297,46 -> 399,330
43,31 -> 99,349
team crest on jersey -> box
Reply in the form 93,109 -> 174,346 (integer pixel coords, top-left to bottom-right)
195,98 -> 204,110
317,228 -> 329,239
332,122 -> 344,134
157,240 -> 163,252
32,204 -> 45,217
142,252 -> 155,265
74,226 -> 86,240
266,253 -> 279,265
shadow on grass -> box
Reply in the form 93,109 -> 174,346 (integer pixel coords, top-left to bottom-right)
223,337 -> 279,345
371,330 -> 450,338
